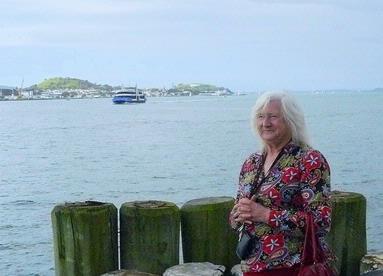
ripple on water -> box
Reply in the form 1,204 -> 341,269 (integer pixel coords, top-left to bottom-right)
152,176 -> 169,179
0,225 -> 13,230
8,200 -> 37,206
0,244 -> 13,250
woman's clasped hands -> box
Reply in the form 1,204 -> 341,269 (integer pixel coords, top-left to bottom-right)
233,196 -> 270,224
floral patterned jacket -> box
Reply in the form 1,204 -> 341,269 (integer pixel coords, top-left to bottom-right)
230,141 -> 332,272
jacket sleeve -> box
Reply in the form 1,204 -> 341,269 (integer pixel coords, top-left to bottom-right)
267,150 -> 332,236
229,154 -> 260,231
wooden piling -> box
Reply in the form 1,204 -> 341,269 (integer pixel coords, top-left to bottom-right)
180,197 -> 237,274
51,201 -> 118,276
327,191 -> 367,276
120,200 -> 180,275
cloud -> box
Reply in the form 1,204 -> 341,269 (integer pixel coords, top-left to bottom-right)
247,0 -> 383,11
0,0 -> 243,48
1,0 -> 147,16
1,0 -> 205,18
0,0 -> 151,47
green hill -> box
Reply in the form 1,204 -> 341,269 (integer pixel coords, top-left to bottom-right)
171,83 -> 233,94
28,78 -> 233,95
31,77 -> 113,91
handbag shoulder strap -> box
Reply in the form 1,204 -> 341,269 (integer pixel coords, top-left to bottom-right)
249,153 -> 265,197
250,148 -> 285,198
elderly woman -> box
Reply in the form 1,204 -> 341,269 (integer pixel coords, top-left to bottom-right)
230,91 -> 333,276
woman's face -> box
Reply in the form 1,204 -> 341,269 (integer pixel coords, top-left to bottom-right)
256,100 -> 291,147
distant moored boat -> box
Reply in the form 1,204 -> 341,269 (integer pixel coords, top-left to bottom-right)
112,87 -> 146,104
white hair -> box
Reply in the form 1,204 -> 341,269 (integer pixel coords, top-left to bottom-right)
251,91 -> 311,147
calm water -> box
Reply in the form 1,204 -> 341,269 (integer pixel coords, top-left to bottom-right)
1,93 -> 383,275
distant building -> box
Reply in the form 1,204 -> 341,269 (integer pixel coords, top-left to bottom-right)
0,85 -> 17,97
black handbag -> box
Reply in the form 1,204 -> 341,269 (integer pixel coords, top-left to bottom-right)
236,225 -> 256,260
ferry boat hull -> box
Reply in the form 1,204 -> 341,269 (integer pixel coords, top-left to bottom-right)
112,97 -> 146,104
112,87 -> 146,104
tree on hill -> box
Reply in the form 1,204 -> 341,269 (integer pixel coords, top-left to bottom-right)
30,77 -> 113,91
174,83 -> 232,93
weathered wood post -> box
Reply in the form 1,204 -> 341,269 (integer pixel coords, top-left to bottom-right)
120,200 -> 180,275
51,201 -> 118,276
180,197 -> 238,274
327,191 -> 367,276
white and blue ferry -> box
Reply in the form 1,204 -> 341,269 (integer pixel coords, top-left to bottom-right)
112,87 -> 146,104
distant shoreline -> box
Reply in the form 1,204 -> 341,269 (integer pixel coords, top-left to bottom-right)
0,96 -> 111,102
0,93 -> 244,102
1,89 -> 382,102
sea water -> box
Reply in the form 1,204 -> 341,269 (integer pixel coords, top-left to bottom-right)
1,92 -> 383,275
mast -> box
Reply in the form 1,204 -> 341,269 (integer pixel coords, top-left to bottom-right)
135,84 -> 138,101
18,77 -> 24,97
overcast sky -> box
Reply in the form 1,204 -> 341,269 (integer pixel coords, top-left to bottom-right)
1,0 -> 382,91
